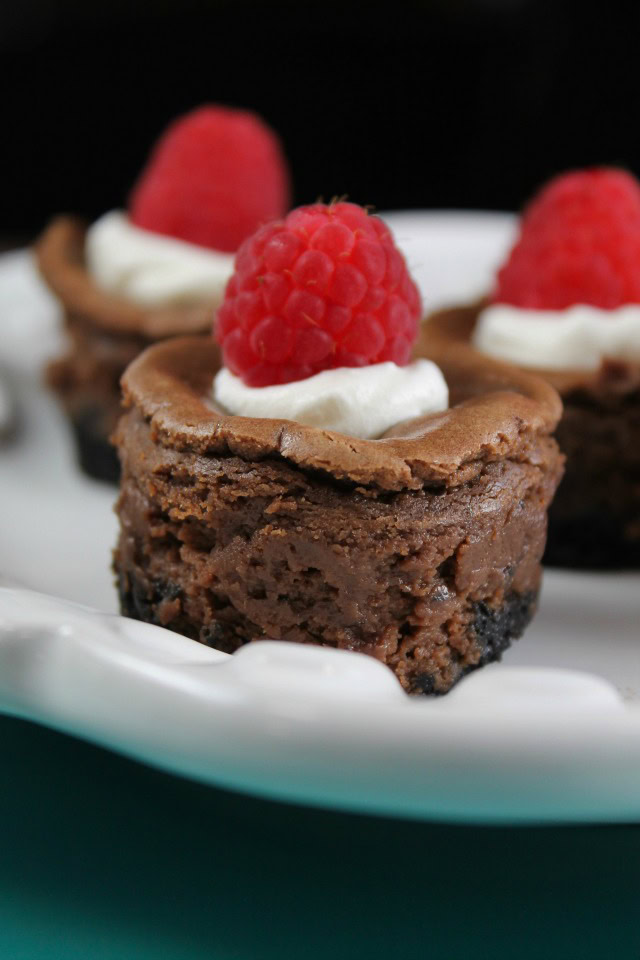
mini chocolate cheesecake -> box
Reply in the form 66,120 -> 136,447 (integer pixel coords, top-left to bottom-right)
429,303 -> 640,570
35,105 -> 291,483
36,217 -> 212,482
460,168 -> 640,569
113,330 -> 563,695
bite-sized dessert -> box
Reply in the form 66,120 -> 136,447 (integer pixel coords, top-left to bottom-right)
429,167 -> 640,568
114,201 -> 563,695
37,105 -> 290,481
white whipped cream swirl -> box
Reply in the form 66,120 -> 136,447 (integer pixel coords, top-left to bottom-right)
85,211 -> 234,307
214,361 -> 449,439
474,304 -> 640,371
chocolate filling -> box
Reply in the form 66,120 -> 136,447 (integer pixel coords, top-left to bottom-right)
114,433 -> 548,694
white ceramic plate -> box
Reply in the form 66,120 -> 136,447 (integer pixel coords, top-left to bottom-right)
0,214 -> 639,825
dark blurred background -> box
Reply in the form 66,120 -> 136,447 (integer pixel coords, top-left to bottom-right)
3,0 -> 638,236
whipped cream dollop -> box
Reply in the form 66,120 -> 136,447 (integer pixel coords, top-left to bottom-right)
473,303 -> 640,371
85,211 -> 234,307
214,361 -> 449,439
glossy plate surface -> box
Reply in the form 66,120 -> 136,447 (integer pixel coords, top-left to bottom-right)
0,214 -> 638,824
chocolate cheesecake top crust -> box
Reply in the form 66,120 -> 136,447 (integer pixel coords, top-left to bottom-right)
120,330 -> 561,493
36,217 -> 212,340
428,301 -> 640,399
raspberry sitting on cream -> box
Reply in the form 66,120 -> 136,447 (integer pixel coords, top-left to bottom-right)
212,201 -> 449,436
476,168 -> 640,370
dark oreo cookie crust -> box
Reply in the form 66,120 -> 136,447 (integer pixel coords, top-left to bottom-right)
403,590 -> 537,694
71,411 -> 121,484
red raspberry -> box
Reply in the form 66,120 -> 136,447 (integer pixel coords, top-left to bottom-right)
215,202 -> 422,386
493,168 -> 640,309
129,105 -> 291,253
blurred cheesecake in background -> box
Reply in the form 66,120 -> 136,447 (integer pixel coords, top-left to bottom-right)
427,168 -> 640,569
36,105 -> 291,482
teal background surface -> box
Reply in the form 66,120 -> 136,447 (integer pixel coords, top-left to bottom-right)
1,715 -> 639,960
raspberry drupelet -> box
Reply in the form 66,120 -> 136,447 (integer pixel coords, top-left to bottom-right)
215,202 -> 422,386
494,167 -> 640,310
